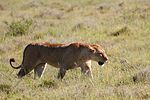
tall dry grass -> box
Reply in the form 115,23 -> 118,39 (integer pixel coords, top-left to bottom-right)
0,0 -> 150,99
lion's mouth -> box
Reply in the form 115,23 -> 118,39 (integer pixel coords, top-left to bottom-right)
98,61 -> 105,66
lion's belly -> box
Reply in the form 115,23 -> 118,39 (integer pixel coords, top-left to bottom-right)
39,46 -> 81,69
65,63 -> 78,70
47,62 -> 61,68
47,60 -> 79,70
48,61 -> 79,69
39,48 -> 64,68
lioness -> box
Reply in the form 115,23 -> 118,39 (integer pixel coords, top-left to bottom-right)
10,42 -> 108,79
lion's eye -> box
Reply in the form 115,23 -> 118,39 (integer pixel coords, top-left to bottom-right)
98,53 -> 102,56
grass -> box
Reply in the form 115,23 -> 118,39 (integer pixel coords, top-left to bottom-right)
5,18 -> 33,36
0,0 -> 150,99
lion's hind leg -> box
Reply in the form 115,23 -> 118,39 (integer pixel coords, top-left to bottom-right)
17,65 -> 34,78
34,63 -> 47,79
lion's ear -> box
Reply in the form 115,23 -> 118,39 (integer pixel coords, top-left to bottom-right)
89,46 -> 96,53
90,49 -> 95,53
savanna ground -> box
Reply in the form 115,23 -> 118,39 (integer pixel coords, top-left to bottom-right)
0,0 -> 150,99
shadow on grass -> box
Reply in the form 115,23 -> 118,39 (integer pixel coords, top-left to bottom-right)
38,80 -> 58,88
0,84 -> 11,94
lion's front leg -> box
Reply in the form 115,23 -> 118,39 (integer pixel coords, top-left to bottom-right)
80,60 -> 93,79
57,67 -> 66,79
34,63 -> 47,79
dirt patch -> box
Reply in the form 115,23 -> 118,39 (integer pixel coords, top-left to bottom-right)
96,3 -> 111,11
72,17 -> 98,31
35,8 -> 64,19
0,4 -> 4,10
21,1 -> 45,10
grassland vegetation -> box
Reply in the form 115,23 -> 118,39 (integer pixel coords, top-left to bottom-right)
5,18 -> 33,36
0,0 -> 150,99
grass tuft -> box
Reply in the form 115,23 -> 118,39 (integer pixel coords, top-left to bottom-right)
5,18 -> 33,36
0,84 -> 11,94
39,80 -> 58,88
133,67 -> 150,83
109,26 -> 131,36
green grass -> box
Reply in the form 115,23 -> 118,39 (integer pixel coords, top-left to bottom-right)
0,0 -> 150,99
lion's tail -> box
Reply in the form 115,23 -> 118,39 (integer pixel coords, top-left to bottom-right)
10,58 -> 21,69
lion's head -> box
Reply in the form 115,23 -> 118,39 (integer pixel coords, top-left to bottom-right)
88,44 -> 108,66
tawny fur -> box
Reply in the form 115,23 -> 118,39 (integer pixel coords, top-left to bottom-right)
10,42 -> 108,79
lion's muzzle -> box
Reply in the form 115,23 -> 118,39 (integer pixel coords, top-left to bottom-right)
98,61 -> 105,66
98,57 -> 108,66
